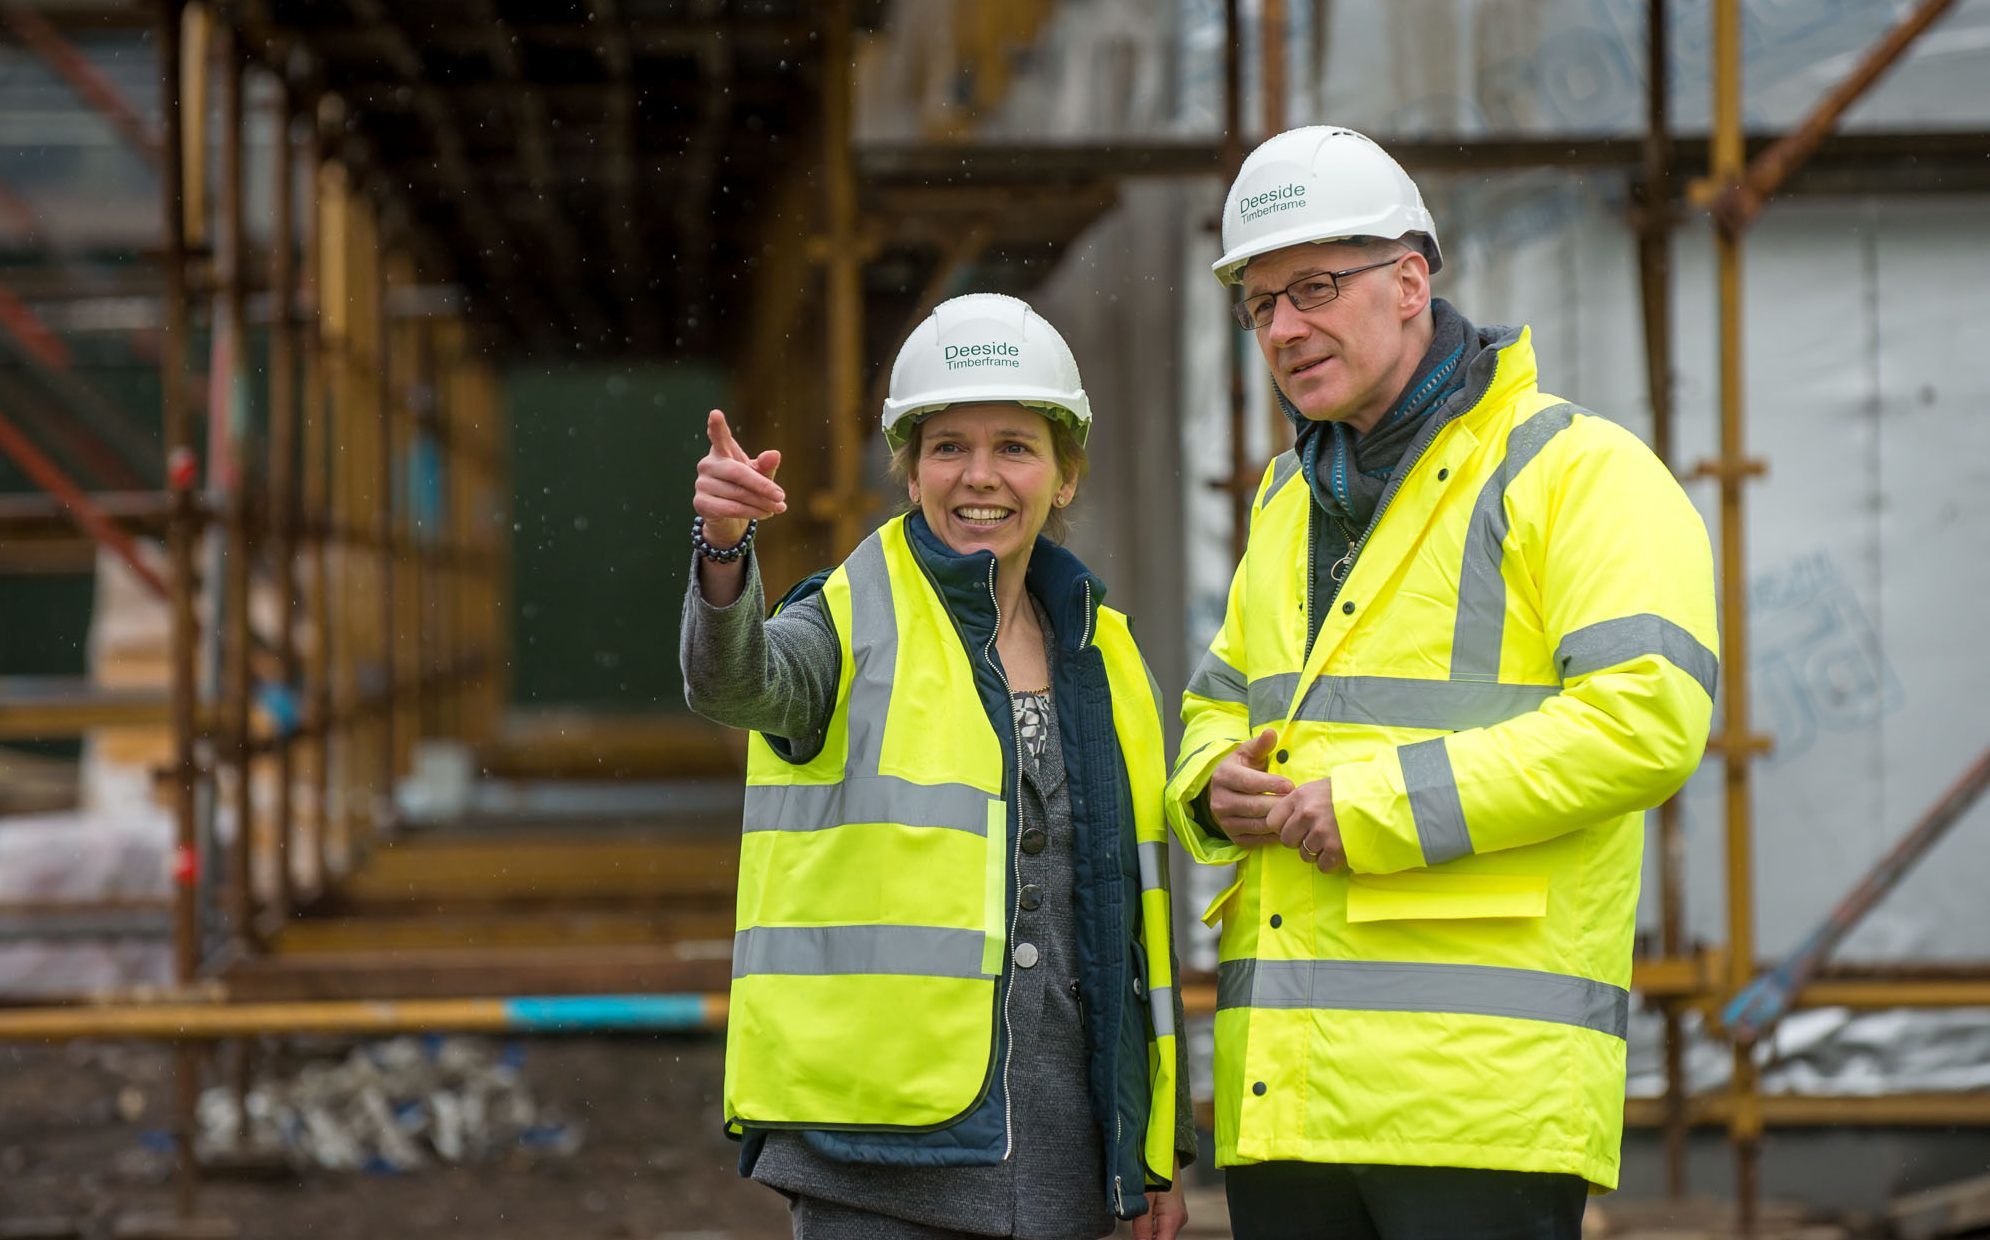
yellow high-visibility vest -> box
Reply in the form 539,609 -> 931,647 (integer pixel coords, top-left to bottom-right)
1169,327 -> 1717,1189
727,514 -> 1180,1188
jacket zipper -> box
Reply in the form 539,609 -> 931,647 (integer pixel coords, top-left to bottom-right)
1085,574 -> 1128,1219
982,555 -> 1023,1161
1113,1112 -> 1126,1214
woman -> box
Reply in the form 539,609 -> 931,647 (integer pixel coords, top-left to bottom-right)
681,293 -> 1192,1240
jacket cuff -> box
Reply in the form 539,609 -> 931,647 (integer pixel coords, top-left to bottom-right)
1165,740 -> 1246,866
1330,750 -> 1427,875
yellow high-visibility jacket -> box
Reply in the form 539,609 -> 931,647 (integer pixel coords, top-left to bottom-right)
1167,326 -> 1717,1189
728,513 -> 1180,1214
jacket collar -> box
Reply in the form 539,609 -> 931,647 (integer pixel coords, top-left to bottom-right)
1271,320 -> 1531,440
902,511 -> 1106,652
1452,322 -> 1531,430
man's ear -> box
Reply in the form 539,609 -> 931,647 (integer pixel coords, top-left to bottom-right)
1397,251 -> 1432,322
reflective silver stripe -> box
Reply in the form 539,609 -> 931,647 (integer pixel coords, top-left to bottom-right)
1170,739 -> 1217,784
1557,613 -> 1719,699
744,775 -> 993,835
1186,650 -> 1247,705
1137,840 -> 1171,894
745,532 -> 1002,833
1248,673 -> 1299,730
1142,656 -> 1165,721
1451,404 -> 1577,681
1263,450 -> 1301,506
1147,984 -> 1177,1038
1400,737 -> 1471,864
1215,958 -> 1629,1039
1291,675 -> 1557,732
842,533 -> 895,766
733,925 -> 990,979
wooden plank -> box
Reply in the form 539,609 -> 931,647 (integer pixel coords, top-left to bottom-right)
271,907 -> 733,954
222,945 -> 731,1000
0,678 -> 170,738
1891,1172 -> 1990,1240
475,714 -> 742,780
326,837 -> 740,905
1625,1092 -> 1990,1129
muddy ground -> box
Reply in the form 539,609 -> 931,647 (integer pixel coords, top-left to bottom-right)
2,1034 -> 1887,1240
0,1034 -> 793,1239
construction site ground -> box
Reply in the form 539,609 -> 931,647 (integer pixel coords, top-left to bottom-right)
1,1033 -> 1897,1240
0,1035 -> 790,1239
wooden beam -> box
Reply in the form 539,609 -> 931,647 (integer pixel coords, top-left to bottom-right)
324,837 -> 740,907
302,19 -> 814,59
270,908 -> 734,954
0,678 -> 171,738
221,946 -> 732,1001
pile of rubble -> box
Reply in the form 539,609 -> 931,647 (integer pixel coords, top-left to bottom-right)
197,1037 -> 582,1173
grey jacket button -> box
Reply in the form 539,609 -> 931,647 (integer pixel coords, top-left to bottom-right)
1015,943 -> 1040,969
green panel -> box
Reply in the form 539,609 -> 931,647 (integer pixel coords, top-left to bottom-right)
0,574 -> 94,760
507,363 -> 724,710
0,341 -> 162,762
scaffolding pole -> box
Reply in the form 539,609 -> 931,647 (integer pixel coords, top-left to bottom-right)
1706,0 -> 1766,1229
819,0 -> 866,557
267,79 -> 298,928
1634,0 -> 1692,1200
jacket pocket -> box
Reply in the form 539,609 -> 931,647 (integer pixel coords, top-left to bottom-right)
1199,873 -> 1245,928
1345,872 -> 1548,923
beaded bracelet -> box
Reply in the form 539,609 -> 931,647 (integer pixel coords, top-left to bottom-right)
692,514 -> 757,563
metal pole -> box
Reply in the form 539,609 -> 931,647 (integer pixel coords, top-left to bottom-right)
1221,0 -> 1250,566
268,81 -> 298,925
0,993 -> 730,1041
821,0 -> 864,556
1636,0 -> 1689,1199
1710,0 -> 1762,1230
1261,0 -> 1289,459
1726,743 -> 1990,1044
1715,0 -> 1960,229
0,351 -> 146,490
375,219 -> 397,837
154,1 -> 203,1216
219,27 -> 256,956
301,100 -> 332,894
0,408 -> 170,596
1,1 -> 163,168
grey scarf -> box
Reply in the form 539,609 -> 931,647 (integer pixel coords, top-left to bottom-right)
1286,298 -> 1478,537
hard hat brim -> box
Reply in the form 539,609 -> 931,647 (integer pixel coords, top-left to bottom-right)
1212,220 -> 1444,285
881,391 -> 1092,450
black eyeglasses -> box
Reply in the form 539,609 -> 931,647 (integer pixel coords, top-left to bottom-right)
1231,256 -> 1404,331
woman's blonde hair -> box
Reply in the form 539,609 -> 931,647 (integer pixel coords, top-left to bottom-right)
887,407 -> 1090,543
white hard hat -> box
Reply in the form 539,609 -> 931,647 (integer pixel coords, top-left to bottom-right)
880,292 -> 1092,449
1212,125 -> 1443,285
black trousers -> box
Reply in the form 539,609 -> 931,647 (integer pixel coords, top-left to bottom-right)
1225,1162 -> 1588,1240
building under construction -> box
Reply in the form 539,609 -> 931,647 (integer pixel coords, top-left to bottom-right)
2,1 -> 1988,1236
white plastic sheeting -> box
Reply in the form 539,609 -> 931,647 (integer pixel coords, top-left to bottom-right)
855,0 -> 1990,1099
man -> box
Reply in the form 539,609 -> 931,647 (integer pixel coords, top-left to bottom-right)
1166,126 -> 1719,1240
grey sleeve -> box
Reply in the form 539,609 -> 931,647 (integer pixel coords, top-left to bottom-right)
679,550 -> 840,758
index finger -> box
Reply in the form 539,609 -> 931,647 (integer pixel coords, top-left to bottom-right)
706,409 -> 749,462
1215,764 -> 1293,797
